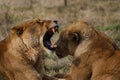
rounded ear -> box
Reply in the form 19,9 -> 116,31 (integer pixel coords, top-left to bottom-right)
16,28 -> 24,36
69,32 -> 82,43
11,27 -> 24,36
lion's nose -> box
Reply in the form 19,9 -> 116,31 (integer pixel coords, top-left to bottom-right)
53,20 -> 58,24
53,20 -> 59,32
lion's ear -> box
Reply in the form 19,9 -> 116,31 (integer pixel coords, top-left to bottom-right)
69,32 -> 82,43
36,20 -> 44,26
11,27 -> 24,36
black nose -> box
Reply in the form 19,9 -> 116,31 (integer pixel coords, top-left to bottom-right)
53,20 -> 58,24
53,20 -> 59,32
56,52 -> 63,58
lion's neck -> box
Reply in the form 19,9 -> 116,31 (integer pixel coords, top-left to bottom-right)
4,35 -> 40,65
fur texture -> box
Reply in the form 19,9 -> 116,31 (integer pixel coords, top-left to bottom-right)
0,18 -> 57,80
55,20 -> 120,80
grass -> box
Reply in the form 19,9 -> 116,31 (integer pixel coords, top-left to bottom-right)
14,6 -> 32,12
96,24 -> 120,47
96,24 -> 120,31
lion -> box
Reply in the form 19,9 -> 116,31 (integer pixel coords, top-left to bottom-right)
0,18 -> 59,80
55,20 -> 120,80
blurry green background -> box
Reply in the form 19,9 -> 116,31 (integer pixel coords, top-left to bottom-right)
0,0 -> 119,76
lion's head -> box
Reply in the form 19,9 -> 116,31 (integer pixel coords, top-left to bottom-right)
9,18 -> 59,63
55,20 -> 117,58
0,18 -> 59,80
11,19 -> 59,50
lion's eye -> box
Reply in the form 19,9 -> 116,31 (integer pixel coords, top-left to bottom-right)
69,32 -> 82,43
17,29 -> 23,36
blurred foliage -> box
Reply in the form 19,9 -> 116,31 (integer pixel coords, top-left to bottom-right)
96,24 -> 120,31
14,6 -> 32,11
44,52 -> 72,75
96,24 -> 120,47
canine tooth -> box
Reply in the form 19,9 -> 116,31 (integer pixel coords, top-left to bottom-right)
52,28 -> 55,33
51,45 -> 57,48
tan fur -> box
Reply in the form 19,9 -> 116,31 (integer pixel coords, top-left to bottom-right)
0,18 -> 57,80
55,20 -> 120,80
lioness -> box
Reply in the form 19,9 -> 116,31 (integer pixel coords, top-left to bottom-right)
55,20 -> 120,80
0,18 -> 59,80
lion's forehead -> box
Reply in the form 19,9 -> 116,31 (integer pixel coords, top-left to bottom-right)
16,19 -> 53,27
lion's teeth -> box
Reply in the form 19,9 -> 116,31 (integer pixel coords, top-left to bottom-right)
52,28 -> 55,33
51,44 -> 57,48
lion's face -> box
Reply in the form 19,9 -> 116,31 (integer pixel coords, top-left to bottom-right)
55,20 -> 97,58
11,19 -> 59,51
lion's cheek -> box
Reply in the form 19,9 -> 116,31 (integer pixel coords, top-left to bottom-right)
25,48 -> 39,64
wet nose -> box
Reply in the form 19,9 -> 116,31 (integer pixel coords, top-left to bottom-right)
53,20 -> 58,24
53,20 -> 59,32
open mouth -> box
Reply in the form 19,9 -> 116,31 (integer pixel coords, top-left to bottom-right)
43,25 -> 58,51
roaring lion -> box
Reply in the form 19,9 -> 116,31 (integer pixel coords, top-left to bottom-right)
55,20 -> 120,80
0,18 -> 59,80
